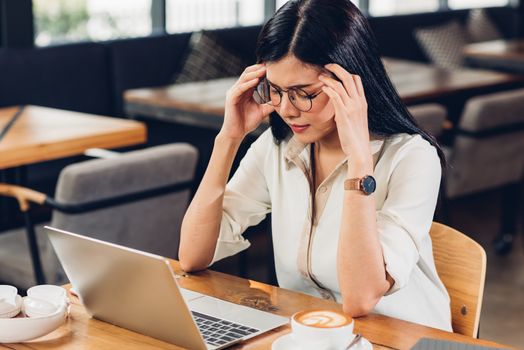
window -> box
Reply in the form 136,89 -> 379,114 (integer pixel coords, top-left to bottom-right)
278,0 -> 437,17
33,0 -> 152,46
166,0 -> 265,34
369,0 -> 439,16
277,0 -> 512,16
31,0 -> 516,47
448,0 -> 510,9
276,0 -> 287,8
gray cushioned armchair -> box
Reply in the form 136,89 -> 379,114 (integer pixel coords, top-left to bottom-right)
0,143 -> 198,289
442,88 -> 524,254
408,103 -> 448,138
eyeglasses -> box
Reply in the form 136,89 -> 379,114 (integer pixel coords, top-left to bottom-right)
253,78 -> 323,112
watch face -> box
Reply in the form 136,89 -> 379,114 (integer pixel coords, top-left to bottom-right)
361,176 -> 376,195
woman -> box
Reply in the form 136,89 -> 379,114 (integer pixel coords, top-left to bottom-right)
179,0 -> 452,331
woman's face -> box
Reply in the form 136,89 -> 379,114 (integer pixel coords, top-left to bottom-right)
265,55 -> 336,144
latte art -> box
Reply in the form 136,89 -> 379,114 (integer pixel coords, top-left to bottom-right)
295,310 -> 352,328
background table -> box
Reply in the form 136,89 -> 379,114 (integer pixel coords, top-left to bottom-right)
384,58 -> 524,103
0,105 -> 147,169
124,58 -> 524,131
1,260 -> 510,350
464,39 -> 524,74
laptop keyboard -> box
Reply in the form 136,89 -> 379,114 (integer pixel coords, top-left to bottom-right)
191,311 -> 259,347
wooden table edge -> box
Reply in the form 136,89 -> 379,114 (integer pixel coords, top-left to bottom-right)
47,259 -> 513,350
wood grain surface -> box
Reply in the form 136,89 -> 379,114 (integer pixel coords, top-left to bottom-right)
430,222 -> 487,338
123,58 -> 524,123
0,105 -> 147,169
0,260 -> 511,350
464,39 -> 524,63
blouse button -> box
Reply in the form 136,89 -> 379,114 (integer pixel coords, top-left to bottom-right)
320,290 -> 333,300
319,186 -> 327,193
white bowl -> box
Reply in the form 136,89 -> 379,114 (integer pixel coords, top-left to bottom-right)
0,303 -> 68,343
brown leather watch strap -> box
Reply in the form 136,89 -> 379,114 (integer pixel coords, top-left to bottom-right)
344,178 -> 361,191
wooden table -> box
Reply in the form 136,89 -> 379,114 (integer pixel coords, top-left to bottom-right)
1,260 -> 511,350
464,39 -> 524,73
123,58 -> 524,131
0,105 -> 147,169
384,58 -> 524,104
124,77 -> 246,131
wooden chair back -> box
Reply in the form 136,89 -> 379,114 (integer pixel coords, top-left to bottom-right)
430,222 -> 487,337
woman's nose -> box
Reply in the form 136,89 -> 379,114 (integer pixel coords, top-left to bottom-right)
278,94 -> 299,118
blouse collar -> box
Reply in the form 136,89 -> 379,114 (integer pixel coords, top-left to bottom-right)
284,135 -> 386,167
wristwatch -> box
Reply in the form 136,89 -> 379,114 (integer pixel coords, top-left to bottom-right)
344,175 -> 376,195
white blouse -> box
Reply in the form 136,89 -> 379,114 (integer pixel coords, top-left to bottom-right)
211,129 -> 452,331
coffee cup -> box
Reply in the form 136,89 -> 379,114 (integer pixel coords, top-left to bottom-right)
291,309 -> 355,350
27,285 -> 67,307
0,285 -> 21,318
24,285 -> 68,317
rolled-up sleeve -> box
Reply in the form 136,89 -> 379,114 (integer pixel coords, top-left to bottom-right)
377,141 -> 442,295
211,131 -> 273,263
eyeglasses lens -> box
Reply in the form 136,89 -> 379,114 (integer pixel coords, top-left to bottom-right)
253,78 -> 313,112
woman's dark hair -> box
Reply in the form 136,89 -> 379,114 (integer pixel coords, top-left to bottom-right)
255,0 -> 445,167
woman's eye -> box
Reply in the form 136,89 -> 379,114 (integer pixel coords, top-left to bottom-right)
270,88 -> 280,95
296,91 -> 311,100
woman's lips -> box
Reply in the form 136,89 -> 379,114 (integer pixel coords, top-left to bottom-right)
290,124 -> 310,133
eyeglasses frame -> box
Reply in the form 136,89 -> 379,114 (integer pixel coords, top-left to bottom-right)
253,77 -> 326,112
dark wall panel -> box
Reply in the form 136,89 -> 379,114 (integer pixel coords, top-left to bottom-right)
0,2 -> 4,47
108,33 -> 192,116
0,0 -> 34,48
0,42 -> 113,115
368,7 -> 520,62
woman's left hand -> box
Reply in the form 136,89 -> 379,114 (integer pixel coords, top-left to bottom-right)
319,64 -> 372,168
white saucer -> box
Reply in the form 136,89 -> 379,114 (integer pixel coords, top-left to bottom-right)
272,333 -> 373,350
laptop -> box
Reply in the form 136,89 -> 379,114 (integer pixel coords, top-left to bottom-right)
45,226 -> 288,350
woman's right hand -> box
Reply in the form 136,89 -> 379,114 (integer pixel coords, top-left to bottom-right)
219,64 -> 275,141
